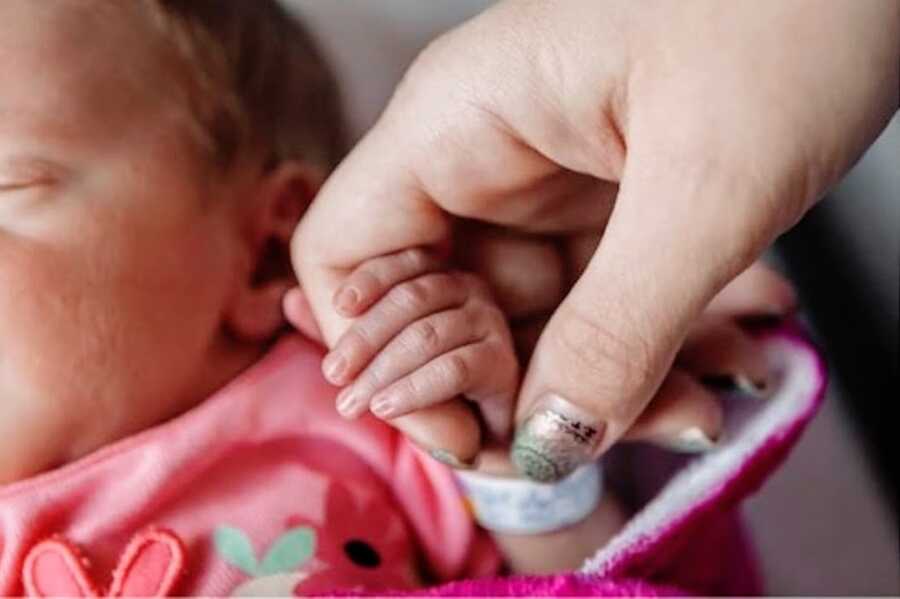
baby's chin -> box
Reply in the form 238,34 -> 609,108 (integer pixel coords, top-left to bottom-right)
0,336 -> 273,487
0,392 -> 159,487
0,405 -> 156,486
0,410 -> 91,486
0,439 -> 63,487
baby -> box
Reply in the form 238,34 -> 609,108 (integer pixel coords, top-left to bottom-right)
0,0 -> 791,595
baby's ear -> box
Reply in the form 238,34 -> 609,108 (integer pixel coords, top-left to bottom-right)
226,161 -> 324,343
252,161 -> 324,246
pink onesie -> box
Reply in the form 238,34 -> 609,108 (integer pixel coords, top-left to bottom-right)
0,334 -> 500,596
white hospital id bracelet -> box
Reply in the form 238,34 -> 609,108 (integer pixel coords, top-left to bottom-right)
455,461 -> 603,535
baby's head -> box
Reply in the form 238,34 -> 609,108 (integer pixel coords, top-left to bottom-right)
0,0 -> 341,483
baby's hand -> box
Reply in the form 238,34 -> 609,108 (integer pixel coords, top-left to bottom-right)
320,249 -> 519,441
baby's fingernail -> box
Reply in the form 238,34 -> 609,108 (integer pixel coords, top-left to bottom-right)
336,387 -> 362,418
322,353 -> 347,384
511,393 -> 605,483
370,396 -> 397,419
663,427 -> 718,454
429,448 -> 475,470
334,287 -> 359,314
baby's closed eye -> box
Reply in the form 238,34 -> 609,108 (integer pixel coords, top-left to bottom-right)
0,155 -> 66,191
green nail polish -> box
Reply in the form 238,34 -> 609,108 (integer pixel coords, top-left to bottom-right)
511,399 -> 604,483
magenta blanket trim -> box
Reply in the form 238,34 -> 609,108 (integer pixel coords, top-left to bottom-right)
379,323 -> 826,597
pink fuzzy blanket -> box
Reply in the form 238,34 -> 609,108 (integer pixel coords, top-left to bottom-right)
415,323 -> 826,596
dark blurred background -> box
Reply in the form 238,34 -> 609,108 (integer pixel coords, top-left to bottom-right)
287,1 -> 899,593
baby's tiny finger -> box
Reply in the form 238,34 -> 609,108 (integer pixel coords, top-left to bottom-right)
323,273 -> 469,386
391,400 -> 482,467
337,309 -> 486,414
369,342 -> 514,426
369,349 -> 479,419
333,249 -> 441,317
623,369 -> 724,453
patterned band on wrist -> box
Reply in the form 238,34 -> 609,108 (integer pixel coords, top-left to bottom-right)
455,461 -> 603,535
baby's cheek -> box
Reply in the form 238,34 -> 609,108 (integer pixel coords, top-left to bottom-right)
0,233 -> 218,476
0,247 -> 111,479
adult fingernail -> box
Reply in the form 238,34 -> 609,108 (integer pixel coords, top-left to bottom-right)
662,426 -> 718,454
701,374 -> 770,399
734,374 -> 770,399
429,448 -> 475,470
334,287 -> 359,315
322,352 -> 346,384
511,394 -> 605,483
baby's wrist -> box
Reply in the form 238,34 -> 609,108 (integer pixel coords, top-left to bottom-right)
455,461 -> 603,535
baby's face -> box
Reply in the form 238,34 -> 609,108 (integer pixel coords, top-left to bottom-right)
0,3 -> 265,483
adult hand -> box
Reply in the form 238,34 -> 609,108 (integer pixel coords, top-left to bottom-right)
293,0 -> 898,481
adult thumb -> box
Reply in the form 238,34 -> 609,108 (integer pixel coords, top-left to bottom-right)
511,149 -> 780,482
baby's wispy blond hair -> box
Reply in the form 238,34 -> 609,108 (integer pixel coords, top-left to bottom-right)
138,0 -> 344,172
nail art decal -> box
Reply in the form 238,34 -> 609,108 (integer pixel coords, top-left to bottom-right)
512,400 -> 604,483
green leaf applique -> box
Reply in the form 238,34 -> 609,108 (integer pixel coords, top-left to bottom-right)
214,525 -> 259,576
258,526 -> 317,576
